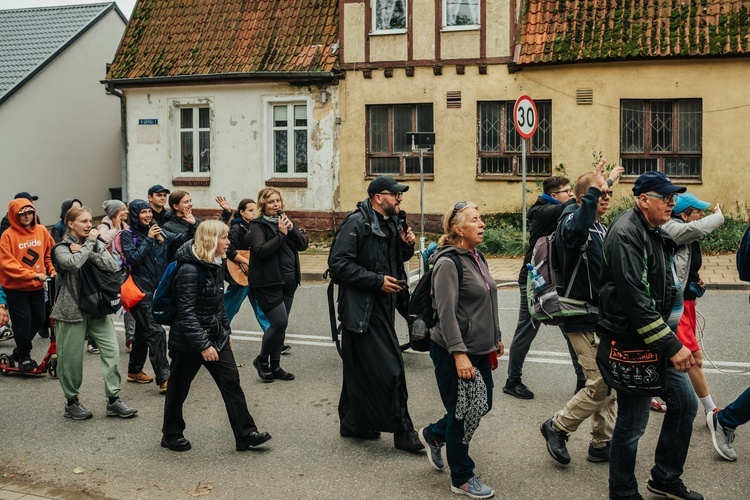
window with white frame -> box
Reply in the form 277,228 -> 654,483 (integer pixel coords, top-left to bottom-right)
271,103 -> 308,175
477,101 -> 552,176
367,104 -> 434,176
179,107 -> 211,173
443,0 -> 480,28
373,0 -> 407,32
620,99 -> 702,178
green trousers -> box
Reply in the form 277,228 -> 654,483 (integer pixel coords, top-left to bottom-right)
56,314 -> 121,401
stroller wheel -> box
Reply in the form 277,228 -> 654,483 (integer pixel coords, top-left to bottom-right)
48,358 -> 58,379
0,353 -> 12,375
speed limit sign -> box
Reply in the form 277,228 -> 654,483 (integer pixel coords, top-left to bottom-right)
514,95 -> 538,139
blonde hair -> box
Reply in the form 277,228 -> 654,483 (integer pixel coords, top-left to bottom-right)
192,220 -> 228,263
438,202 -> 478,246
64,206 -> 93,235
255,187 -> 284,218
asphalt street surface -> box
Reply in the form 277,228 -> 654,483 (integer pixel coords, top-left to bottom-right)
1,285 -> 749,499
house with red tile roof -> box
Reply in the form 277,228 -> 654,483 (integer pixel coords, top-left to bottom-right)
336,0 -> 750,226
103,0 -> 340,224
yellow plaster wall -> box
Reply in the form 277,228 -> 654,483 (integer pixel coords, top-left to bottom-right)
440,30 -> 481,60
486,0 -> 511,57
370,34 -> 408,62
338,59 -> 750,217
342,3 -> 365,63
412,0 -> 436,61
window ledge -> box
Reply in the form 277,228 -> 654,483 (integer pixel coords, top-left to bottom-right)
441,25 -> 480,32
370,29 -> 407,36
173,177 -> 211,187
364,175 -> 434,181
265,177 -> 308,188
475,174 -> 550,182
617,177 -> 702,185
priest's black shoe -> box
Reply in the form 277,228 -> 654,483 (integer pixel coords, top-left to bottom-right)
236,431 -> 272,451
272,367 -> 295,380
161,436 -> 191,452
394,429 -> 425,453
340,427 -> 381,440
253,357 -> 274,383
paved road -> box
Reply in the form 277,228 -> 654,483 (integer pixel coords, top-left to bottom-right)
1,285 -> 749,499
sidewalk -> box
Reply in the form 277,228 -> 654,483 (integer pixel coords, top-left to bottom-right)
300,252 -> 749,289
0,476 -> 111,500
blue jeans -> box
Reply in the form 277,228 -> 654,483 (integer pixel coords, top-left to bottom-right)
425,340 -> 493,487
609,368 -> 698,497
719,386 -> 750,429
224,284 -> 270,330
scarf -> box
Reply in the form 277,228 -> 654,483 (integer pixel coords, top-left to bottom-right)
455,370 -> 489,444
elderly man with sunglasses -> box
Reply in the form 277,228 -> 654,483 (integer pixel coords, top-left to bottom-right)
598,171 -> 702,500
328,175 -> 424,454
541,167 -> 617,466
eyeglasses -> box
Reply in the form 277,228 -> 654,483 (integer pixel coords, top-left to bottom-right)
551,188 -> 573,195
644,192 -> 678,203
377,191 -> 403,200
449,201 -> 468,225
600,190 -> 613,199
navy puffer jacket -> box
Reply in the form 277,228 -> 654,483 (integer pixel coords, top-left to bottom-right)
168,241 -> 231,353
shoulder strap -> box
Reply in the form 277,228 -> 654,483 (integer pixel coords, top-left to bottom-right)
51,242 -> 80,302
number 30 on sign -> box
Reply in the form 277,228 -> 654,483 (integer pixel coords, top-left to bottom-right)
514,95 -> 538,139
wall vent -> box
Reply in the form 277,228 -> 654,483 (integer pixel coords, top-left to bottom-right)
576,88 -> 593,105
447,91 -> 461,108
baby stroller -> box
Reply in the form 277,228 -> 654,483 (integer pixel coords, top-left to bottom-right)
0,278 -> 58,378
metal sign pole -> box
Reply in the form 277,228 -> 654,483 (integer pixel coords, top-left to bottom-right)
522,139 -> 527,247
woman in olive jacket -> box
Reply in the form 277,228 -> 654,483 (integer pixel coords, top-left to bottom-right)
247,188 -> 308,383
161,220 -> 270,452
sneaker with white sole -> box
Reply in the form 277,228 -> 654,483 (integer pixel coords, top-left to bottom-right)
646,479 -> 703,500
707,409 -> 736,461
450,475 -> 494,499
418,427 -> 444,470
106,398 -> 138,418
64,400 -> 93,420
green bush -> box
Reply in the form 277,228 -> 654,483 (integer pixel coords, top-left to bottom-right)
478,220 -> 525,257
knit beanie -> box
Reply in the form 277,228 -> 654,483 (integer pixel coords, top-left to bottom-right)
103,199 -> 126,219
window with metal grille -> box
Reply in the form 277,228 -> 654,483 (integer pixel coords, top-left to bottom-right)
477,101 -> 552,176
367,104 -> 434,177
271,103 -> 308,175
179,107 -> 211,173
620,99 -> 702,178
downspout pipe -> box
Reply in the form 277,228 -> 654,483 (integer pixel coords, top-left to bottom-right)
104,82 -> 127,201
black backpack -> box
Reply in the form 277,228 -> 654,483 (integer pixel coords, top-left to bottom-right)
53,243 -> 123,318
738,225 -> 750,283
406,253 -> 464,351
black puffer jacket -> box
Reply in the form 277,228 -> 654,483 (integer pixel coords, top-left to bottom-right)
327,198 -> 414,333
247,216 -> 308,288
168,241 -> 231,353
597,206 -> 683,357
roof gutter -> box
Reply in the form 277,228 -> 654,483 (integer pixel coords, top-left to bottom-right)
104,82 -> 128,202
102,71 -> 336,86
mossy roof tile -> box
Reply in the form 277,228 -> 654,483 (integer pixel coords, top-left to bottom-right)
518,0 -> 750,66
106,0 -> 338,80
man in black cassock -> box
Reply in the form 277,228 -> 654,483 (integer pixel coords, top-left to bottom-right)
328,176 -> 424,453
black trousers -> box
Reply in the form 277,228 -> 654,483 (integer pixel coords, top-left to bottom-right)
128,303 -> 170,384
5,289 -> 45,359
162,348 -> 258,443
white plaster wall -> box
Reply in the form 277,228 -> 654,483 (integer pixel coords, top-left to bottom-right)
124,82 -> 338,212
0,10 -> 126,223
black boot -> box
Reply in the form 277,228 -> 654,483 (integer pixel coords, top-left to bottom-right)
252,356 -> 274,383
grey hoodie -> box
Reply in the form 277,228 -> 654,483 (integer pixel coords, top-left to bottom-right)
429,245 -> 501,355
51,234 -> 118,322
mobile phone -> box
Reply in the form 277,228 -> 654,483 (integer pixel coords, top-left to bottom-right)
396,279 -> 407,286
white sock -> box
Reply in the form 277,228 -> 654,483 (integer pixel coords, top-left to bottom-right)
700,395 -> 717,413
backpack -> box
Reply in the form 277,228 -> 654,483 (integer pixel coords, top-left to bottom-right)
116,230 -> 137,271
527,229 -> 597,326
407,253 -> 464,352
738,225 -> 750,283
53,243 -> 123,318
151,261 -> 206,326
